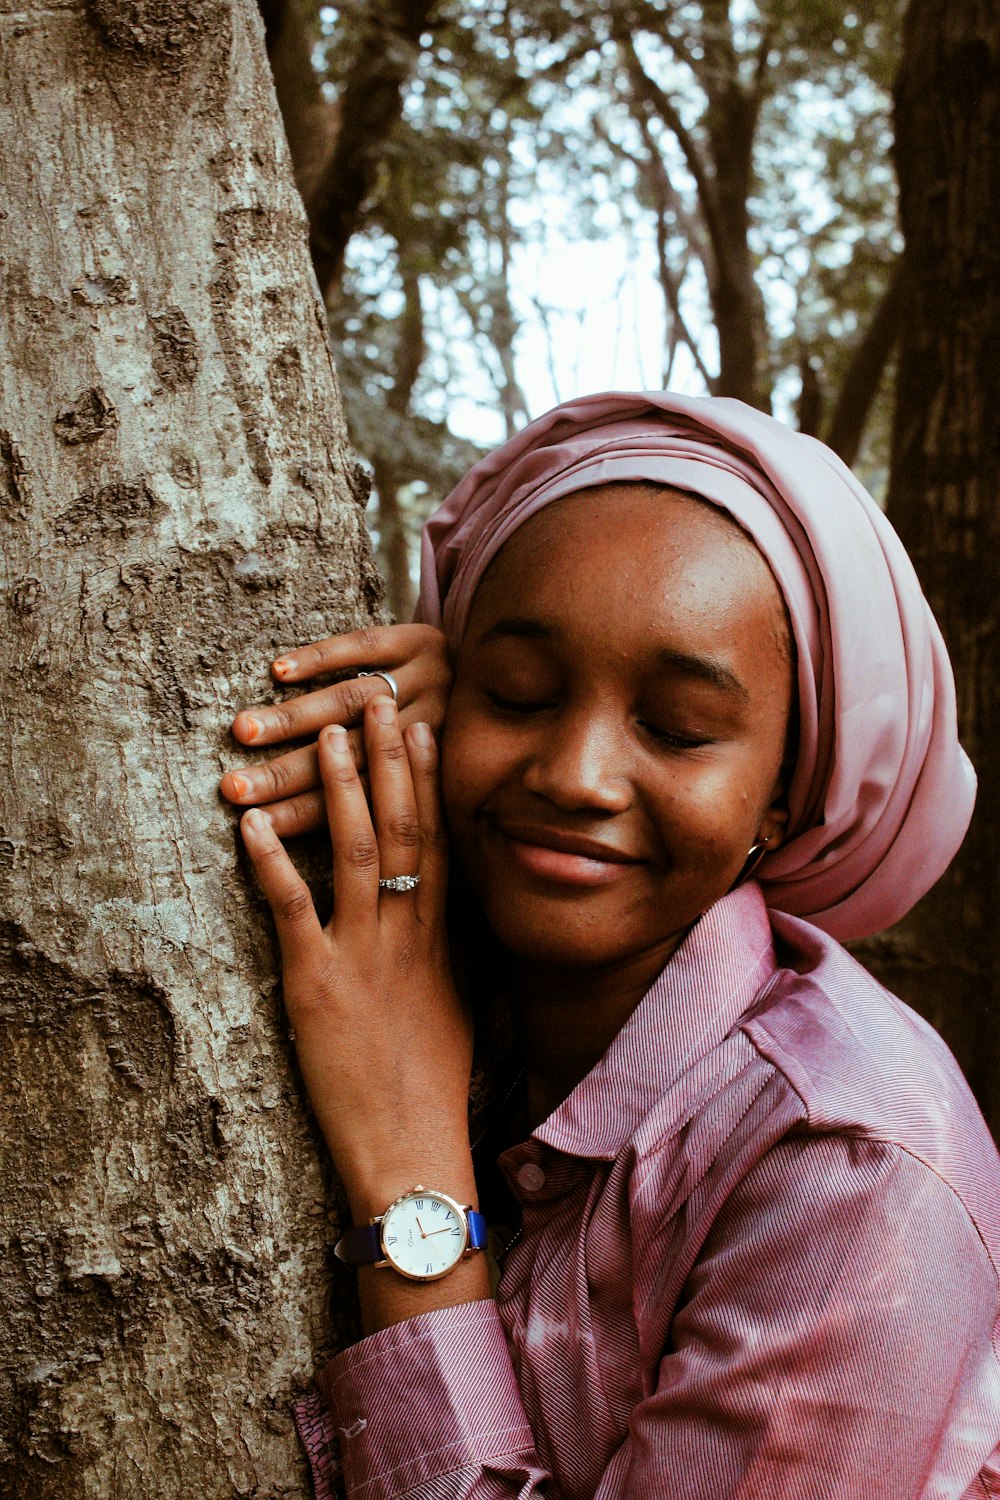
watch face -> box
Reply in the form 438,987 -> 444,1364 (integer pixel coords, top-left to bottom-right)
380,1190 -> 469,1280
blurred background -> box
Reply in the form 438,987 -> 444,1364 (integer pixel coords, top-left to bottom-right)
256,0 -> 999,1135
259,0 -> 904,614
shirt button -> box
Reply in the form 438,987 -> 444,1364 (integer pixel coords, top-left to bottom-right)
517,1163 -> 546,1193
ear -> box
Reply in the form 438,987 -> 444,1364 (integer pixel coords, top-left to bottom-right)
757,771 -> 791,853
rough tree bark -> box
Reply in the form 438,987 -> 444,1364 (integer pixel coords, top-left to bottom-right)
0,1 -> 383,1493
866,0 -> 1000,1137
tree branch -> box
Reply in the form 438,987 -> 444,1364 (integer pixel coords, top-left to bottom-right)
751,20 -> 776,101
614,22 -> 722,245
258,0 -> 337,207
628,0 -> 702,80
308,0 -> 437,301
631,110 -> 716,388
825,262 -> 906,466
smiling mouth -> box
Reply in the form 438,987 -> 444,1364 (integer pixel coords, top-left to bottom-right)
491,822 -> 642,887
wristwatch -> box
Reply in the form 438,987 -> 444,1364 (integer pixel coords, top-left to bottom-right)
334,1186 -> 488,1282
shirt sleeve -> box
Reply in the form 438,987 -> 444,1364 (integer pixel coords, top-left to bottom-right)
612,1134 -> 1000,1499
295,1137 -> 1000,1499
295,1298 -> 551,1499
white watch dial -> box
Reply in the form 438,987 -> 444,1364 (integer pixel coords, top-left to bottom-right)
380,1190 -> 469,1280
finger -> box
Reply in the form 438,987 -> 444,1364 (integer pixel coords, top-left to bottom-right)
240,808 -> 324,960
270,623 -> 442,684
255,789 -> 328,839
222,743 -> 320,804
231,675 -> 398,748
220,732 -> 366,807
317,723 -> 380,923
364,696 -> 421,885
405,722 -> 448,923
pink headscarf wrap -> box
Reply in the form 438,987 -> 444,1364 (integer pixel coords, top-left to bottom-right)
416,391 -> 975,941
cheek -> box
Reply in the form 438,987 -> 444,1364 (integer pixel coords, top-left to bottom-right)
440,703 -> 508,819
645,759 -> 763,858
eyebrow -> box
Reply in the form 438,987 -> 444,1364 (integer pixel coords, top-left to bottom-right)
652,648 -> 751,705
474,616 -> 751,704
473,616 -> 554,648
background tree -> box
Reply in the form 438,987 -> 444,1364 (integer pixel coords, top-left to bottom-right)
868,0 -> 1000,1136
0,2 -> 380,1492
530,0 -> 904,439
259,0 -> 998,1133
273,0 -> 906,616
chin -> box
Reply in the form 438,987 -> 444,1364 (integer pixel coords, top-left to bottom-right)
495,930 -> 628,971
473,891 -> 657,972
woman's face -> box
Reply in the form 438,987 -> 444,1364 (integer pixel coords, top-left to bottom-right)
441,484 -> 794,973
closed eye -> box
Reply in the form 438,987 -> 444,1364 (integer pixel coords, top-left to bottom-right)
639,721 -> 715,752
487,691 -> 555,714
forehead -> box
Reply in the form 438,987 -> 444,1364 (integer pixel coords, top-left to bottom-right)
473,482 -> 778,617
462,483 -> 793,698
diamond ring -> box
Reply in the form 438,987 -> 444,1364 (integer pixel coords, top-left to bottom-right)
378,874 -> 421,893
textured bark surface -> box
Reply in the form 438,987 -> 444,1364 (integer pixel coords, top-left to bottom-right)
872,0 -> 1000,1137
0,1 -> 383,1492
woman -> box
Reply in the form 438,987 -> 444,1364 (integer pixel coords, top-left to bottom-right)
224,392 -> 1000,1498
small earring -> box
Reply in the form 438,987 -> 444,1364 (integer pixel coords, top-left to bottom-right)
735,837 -> 769,887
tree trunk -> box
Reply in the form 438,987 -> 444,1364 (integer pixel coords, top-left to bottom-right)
824,262 -> 905,466
368,261 -> 423,621
259,0 -> 338,210
615,10 -> 771,409
0,2 -> 383,1493
370,456 -> 418,622
875,0 -> 1000,1137
307,0 -> 437,302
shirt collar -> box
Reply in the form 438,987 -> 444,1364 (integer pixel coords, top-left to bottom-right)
532,883 -> 777,1162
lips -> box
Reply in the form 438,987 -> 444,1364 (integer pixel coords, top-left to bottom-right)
496,822 -> 639,863
491,820 -> 642,887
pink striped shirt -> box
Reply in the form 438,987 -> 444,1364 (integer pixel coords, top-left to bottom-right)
296,884 -> 1000,1498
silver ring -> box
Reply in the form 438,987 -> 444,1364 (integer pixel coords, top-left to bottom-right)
357,669 -> 399,704
378,874 -> 421,893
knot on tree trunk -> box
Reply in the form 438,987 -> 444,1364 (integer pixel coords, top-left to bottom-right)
85,0 -> 228,68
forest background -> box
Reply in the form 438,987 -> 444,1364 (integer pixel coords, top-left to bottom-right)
1,0 -> 996,1494
263,0 -> 998,1124
268,0 -> 906,621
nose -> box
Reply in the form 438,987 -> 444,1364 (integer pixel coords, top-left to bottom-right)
521,706 -> 633,813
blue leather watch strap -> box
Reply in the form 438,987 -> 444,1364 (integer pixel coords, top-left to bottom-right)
334,1206 -> 488,1266
334,1222 -> 382,1266
466,1209 -> 488,1251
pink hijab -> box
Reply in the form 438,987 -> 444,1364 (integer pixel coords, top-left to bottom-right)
416,391 -> 975,941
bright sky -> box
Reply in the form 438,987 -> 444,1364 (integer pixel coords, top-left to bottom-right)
431,228 -> 710,449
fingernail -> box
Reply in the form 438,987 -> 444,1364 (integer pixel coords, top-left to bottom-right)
244,808 -> 270,833
325,724 -> 349,751
273,656 -> 297,679
410,721 -> 433,748
241,714 -> 265,742
372,697 -> 396,725
228,774 -> 252,799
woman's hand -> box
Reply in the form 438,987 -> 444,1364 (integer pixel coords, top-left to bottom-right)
220,624 -> 452,839
239,694 -> 474,1224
